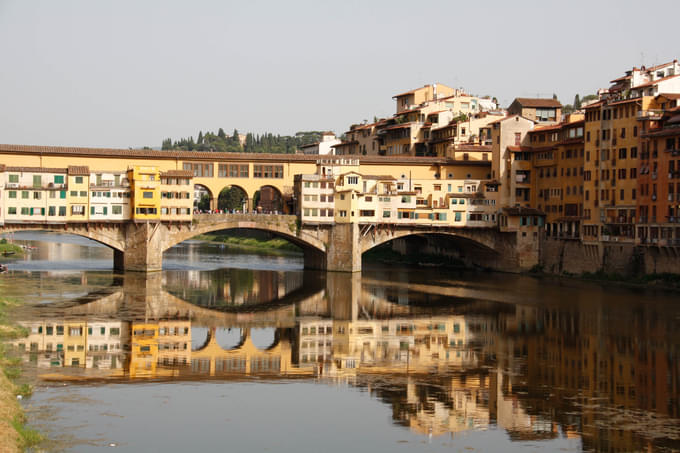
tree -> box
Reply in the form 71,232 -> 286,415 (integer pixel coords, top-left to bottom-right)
552,93 -> 558,100
161,138 -> 172,150
218,128 -> 226,139
197,131 -> 203,145
232,129 -> 240,145
573,94 -> 581,109
218,186 -> 247,211
197,194 -> 211,212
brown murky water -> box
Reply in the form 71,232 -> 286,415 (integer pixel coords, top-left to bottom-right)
1,232 -> 679,452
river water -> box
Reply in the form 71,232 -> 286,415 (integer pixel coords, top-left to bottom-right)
1,232 -> 679,452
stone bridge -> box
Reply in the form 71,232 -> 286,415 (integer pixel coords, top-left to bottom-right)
1,213 -> 530,272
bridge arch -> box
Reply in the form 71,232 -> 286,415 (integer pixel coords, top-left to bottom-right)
0,225 -> 126,252
254,185 -> 284,214
217,185 -> 249,213
250,327 -> 279,351
193,184 -> 214,211
161,215 -> 326,256
359,228 -> 503,270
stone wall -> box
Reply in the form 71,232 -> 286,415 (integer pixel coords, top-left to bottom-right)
540,238 -> 679,277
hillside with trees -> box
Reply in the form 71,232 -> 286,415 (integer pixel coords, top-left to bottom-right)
161,129 -> 325,153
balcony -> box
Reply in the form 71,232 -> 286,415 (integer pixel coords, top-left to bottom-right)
637,109 -> 664,120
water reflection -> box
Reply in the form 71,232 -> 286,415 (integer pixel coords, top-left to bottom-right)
5,269 -> 680,452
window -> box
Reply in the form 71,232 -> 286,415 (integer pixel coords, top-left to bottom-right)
347,176 -> 358,185
58,206 -> 66,216
33,175 -> 42,187
112,205 -> 122,215
8,191 -> 16,199
54,175 -> 64,184
33,192 -> 41,200
8,174 -> 18,183
339,210 -> 347,217
143,191 -> 153,199
79,191 -> 87,197
253,165 -> 283,178
21,191 -> 29,199
75,176 -> 83,184
7,207 -> 16,215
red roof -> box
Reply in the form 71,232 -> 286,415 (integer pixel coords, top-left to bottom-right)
511,97 -> 562,108
632,74 -> 680,90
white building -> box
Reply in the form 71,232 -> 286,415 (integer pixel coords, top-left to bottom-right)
299,132 -> 342,155
89,171 -> 131,221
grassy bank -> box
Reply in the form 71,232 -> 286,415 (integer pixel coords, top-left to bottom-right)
195,234 -> 301,253
0,240 -> 23,258
0,298 -> 41,452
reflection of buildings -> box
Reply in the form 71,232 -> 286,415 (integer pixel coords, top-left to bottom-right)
8,274 -> 679,452
11,320 -> 128,370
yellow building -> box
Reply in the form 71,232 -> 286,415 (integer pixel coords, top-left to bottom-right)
129,322 -> 159,377
582,96 -> 654,242
129,166 -> 161,221
67,166 -> 90,221
64,322 -> 87,367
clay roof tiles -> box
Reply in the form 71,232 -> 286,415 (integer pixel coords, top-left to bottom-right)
67,166 -> 90,175
512,97 -> 562,108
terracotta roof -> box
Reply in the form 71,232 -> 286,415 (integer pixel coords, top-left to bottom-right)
609,74 -> 632,83
453,144 -> 492,152
584,101 -> 605,110
68,166 -> 90,175
531,123 -> 563,133
160,170 -> 193,178
362,175 -> 396,181
0,143 -> 490,167
607,97 -> 641,106
656,93 -> 680,100
643,60 -> 678,73
392,84 -> 437,98
511,97 -> 562,108
397,108 -> 422,115
632,74 -> 680,90
331,141 -> 358,148
486,115 -> 512,125
382,123 -> 412,131
6,166 -> 67,173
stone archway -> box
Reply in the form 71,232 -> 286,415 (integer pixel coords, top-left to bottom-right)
217,185 -> 249,213
193,184 -> 214,212
254,185 -> 283,214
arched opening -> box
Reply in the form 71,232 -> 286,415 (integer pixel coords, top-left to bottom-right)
217,185 -> 248,213
191,327 -> 210,351
363,233 -> 499,270
193,184 -> 214,212
253,185 -> 283,214
1,230 -> 121,271
250,327 -> 278,350
215,327 -> 245,350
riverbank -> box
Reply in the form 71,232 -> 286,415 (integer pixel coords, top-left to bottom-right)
0,297 -> 41,452
0,241 -> 23,259
529,266 -> 680,291
194,234 -> 301,254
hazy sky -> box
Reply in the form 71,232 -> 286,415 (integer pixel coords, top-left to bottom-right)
1,0 -> 679,149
